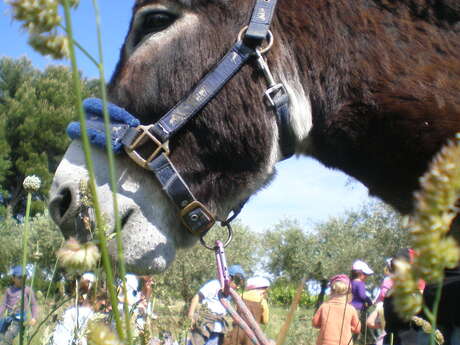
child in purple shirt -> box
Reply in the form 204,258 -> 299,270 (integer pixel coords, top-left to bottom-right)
350,260 -> 374,345
350,260 -> 374,311
0,266 -> 38,345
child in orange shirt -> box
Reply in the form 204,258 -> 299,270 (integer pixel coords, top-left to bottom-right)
312,274 -> 361,345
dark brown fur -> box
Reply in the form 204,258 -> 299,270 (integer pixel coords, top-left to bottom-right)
108,0 -> 460,215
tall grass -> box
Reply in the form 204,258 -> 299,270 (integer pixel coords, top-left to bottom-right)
7,1 -> 460,344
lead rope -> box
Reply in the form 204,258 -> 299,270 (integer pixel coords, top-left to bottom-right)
213,240 -> 272,345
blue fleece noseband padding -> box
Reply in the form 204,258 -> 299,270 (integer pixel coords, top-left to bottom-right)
66,98 -> 140,153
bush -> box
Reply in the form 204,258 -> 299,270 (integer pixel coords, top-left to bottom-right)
268,282 -> 316,307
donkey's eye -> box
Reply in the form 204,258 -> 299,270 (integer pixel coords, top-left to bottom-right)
142,12 -> 176,33
131,11 -> 177,49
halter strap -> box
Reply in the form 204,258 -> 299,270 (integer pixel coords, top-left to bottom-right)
151,42 -> 254,143
245,0 -> 278,44
66,0 -> 292,236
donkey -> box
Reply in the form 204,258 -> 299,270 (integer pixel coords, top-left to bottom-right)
49,0 -> 460,274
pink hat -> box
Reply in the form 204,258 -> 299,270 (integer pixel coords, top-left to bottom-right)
329,274 -> 350,286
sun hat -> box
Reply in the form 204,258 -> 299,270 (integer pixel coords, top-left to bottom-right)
228,265 -> 246,278
10,265 -> 25,277
329,274 -> 350,286
246,277 -> 271,290
352,260 -> 374,275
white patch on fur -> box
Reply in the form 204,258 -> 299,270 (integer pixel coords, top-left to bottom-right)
267,120 -> 281,170
283,81 -> 313,152
49,141 -> 195,274
273,43 -> 313,155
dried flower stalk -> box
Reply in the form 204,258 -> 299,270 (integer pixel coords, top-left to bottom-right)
394,140 -> 460,320
7,0 -> 79,58
56,238 -> 100,273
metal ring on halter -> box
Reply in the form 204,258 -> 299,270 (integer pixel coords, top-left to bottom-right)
200,223 -> 233,250
237,26 -> 274,54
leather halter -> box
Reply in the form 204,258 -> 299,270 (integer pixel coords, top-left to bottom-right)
67,0 -> 294,238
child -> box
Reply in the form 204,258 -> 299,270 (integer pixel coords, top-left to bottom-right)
313,274 -> 361,345
0,265 -> 38,345
51,273 -> 99,345
224,276 -> 271,345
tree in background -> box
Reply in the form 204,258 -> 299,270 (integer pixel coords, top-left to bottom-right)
263,219 -> 316,282
0,211 -> 63,289
0,57 -> 98,218
263,201 -> 410,306
313,201 -> 408,284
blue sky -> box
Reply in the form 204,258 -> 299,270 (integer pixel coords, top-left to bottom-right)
0,1 -> 375,232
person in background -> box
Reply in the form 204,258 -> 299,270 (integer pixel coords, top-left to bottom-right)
0,265 -> 38,345
374,259 -> 394,304
135,275 -> 157,333
117,273 -> 140,313
382,248 -> 426,345
51,275 -> 97,345
80,272 -> 96,303
368,259 -> 393,345
351,260 -> 374,312
350,260 -> 374,345
313,274 -> 361,345
223,276 -> 271,345
366,302 -> 386,345
187,265 -> 246,345
138,275 -> 156,319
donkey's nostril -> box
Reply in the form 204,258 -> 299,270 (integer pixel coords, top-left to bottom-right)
58,188 -> 72,218
49,185 -> 78,227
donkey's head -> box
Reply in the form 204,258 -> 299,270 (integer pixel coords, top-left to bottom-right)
49,0 -> 309,274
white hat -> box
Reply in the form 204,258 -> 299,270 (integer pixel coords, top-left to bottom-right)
246,277 -> 271,290
352,260 -> 374,275
81,272 -> 96,283
385,258 -> 393,267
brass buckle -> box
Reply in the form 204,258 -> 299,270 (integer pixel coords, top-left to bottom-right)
180,200 -> 215,235
124,125 -> 169,168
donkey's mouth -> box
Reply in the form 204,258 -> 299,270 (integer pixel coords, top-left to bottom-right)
49,181 -> 136,244
120,208 -> 135,229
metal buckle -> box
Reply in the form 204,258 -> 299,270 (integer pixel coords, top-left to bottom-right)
124,125 -> 169,168
264,83 -> 286,107
180,200 -> 215,235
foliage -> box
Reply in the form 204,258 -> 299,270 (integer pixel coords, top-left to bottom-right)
152,221 -> 261,302
263,219 -> 317,282
268,279 -> 316,307
0,57 -> 98,218
263,201 -> 410,289
0,212 -> 63,286
264,306 -> 317,345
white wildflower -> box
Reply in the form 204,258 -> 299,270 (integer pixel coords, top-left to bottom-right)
23,175 -> 41,193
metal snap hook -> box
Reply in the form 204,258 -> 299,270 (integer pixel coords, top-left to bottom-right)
199,223 -> 233,250
237,26 -> 274,54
